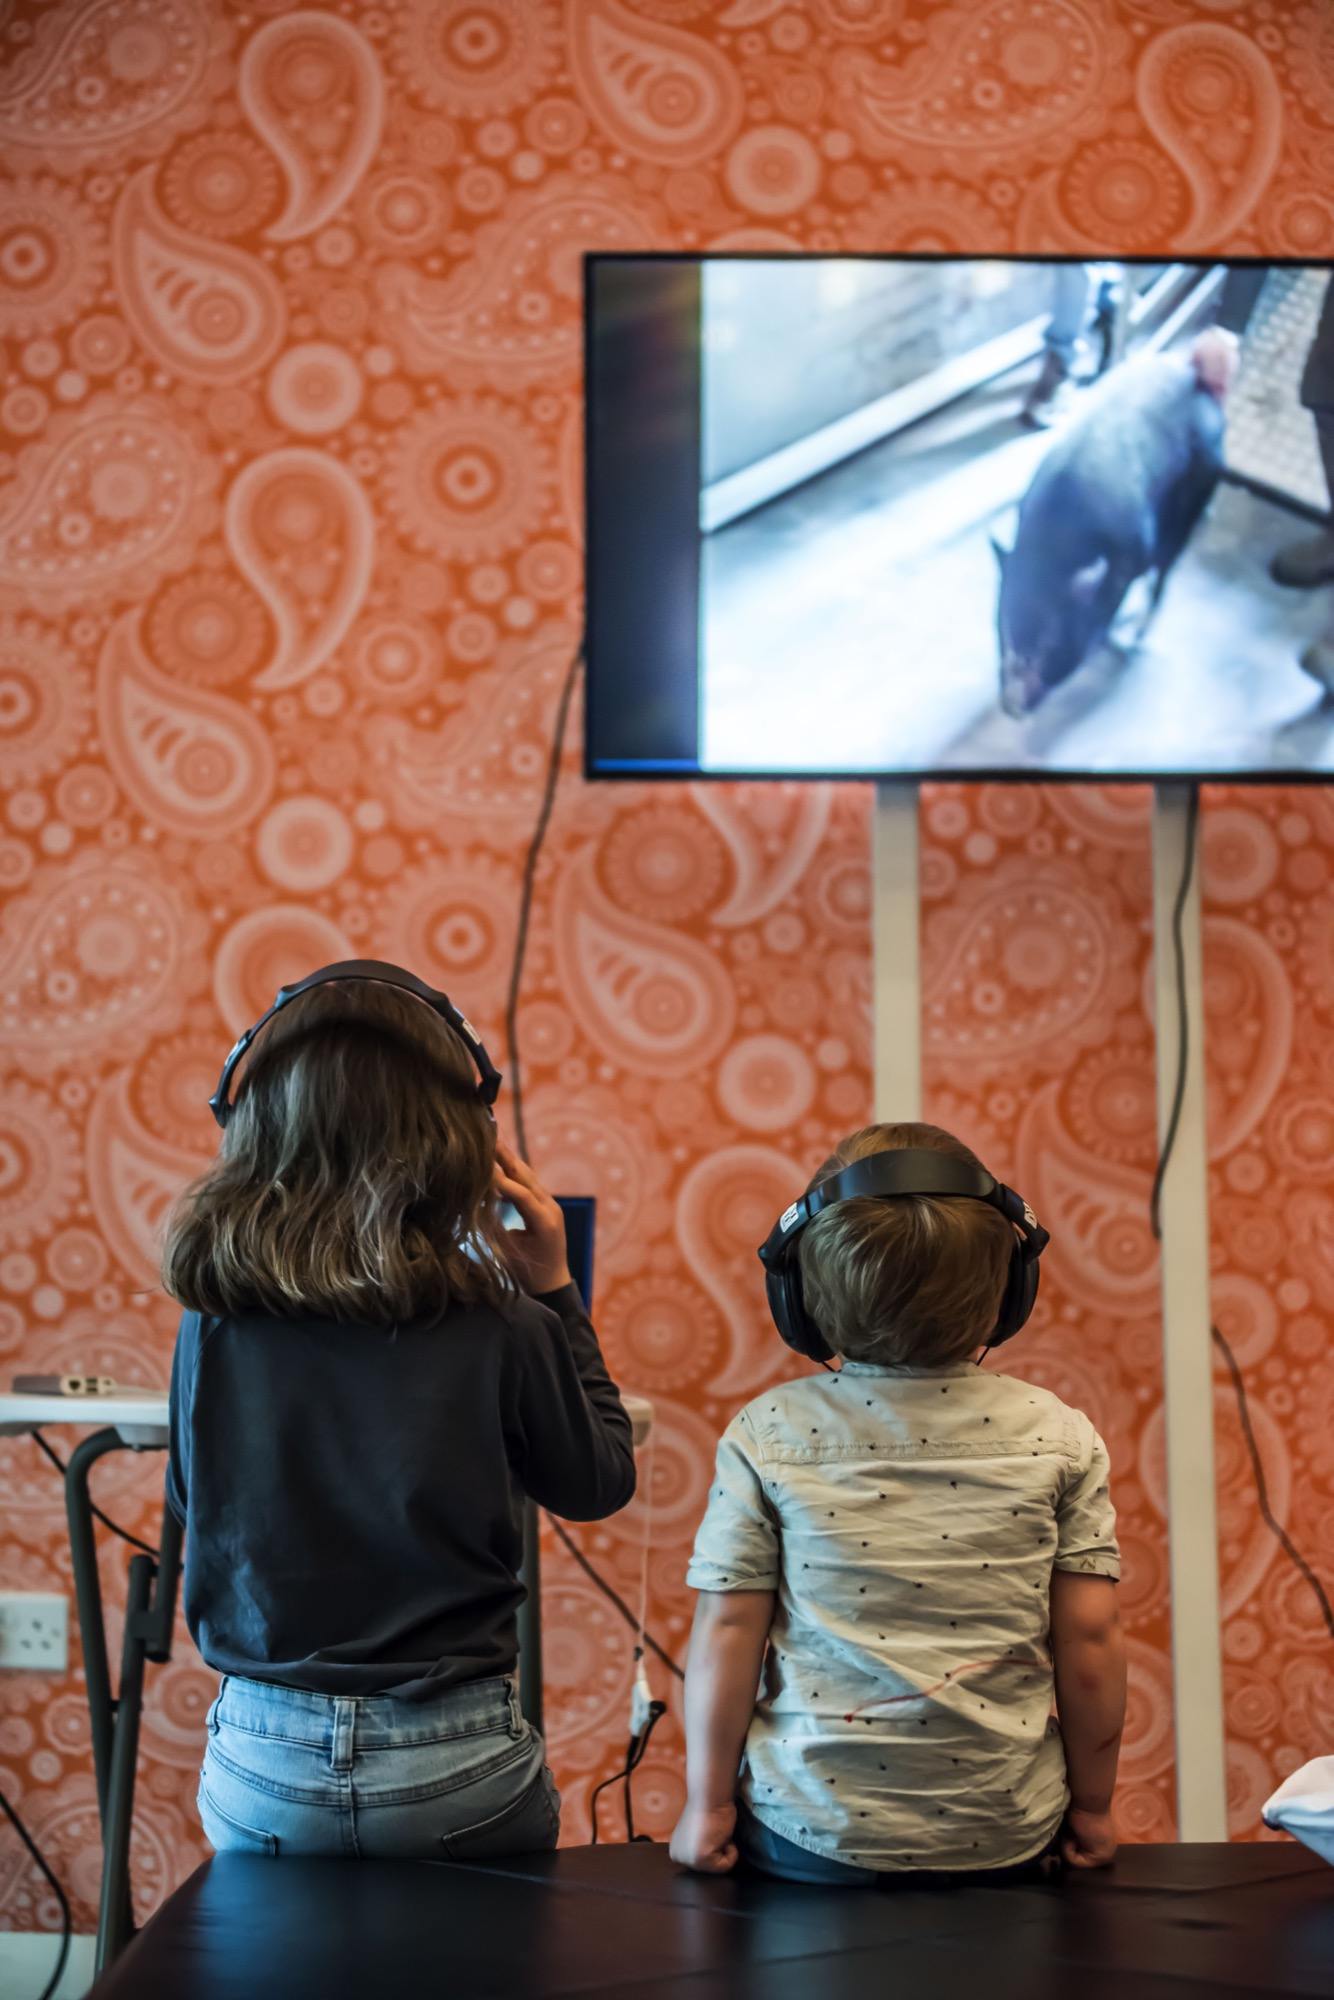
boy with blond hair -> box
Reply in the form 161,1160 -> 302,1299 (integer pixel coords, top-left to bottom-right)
671,1122 -> 1125,1884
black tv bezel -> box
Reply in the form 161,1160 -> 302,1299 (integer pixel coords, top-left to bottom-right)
582,249 -> 1331,787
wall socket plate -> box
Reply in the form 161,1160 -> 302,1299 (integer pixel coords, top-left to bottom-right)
0,1592 -> 69,1671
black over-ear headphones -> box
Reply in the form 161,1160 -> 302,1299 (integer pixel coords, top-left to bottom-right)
758,1150 -> 1049,1364
208,959 -> 502,1129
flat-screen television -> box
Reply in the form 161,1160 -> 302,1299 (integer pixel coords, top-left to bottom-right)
496,1195 -> 595,1307
584,256 -> 1334,781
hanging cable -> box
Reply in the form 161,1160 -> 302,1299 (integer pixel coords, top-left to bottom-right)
31,1431 -> 159,1560
632,1428 -> 659,1686
545,1515 -> 684,1683
500,629 -> 685,1846
564,1439 -> 676,1844
1148,784 -> 1199,1242
503,636 -> 583,1162
0,1785 -> 71,2000
1209,1322 -> 1332,1640
1149,783 -> 1332,1643
589,1707 -> 668,1846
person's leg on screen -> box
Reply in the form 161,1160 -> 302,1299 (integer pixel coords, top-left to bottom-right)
1297,420 -> 1334,693
1274,410 -> 1334,696
1023,264 -> 1092,429
1272,278 -> 1334,594
1273,413 -> 1334,594
1214,266 -> 1268,340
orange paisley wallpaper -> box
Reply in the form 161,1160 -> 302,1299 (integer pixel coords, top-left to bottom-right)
0,0 -> 1331,1939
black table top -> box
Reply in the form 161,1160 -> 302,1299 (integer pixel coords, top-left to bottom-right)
91,1840 -> 1334,2000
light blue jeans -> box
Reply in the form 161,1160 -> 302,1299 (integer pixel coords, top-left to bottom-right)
198,1672 -> 560,1862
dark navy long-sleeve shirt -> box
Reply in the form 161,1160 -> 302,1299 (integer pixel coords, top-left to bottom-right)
166,1282 -> 635,1700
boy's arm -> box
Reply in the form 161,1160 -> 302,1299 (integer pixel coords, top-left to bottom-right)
1050,1571 -> 1126,1868
670,1589 -> 776,1874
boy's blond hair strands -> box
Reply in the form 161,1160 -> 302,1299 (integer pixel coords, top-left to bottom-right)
798,1123 -> 1014,1367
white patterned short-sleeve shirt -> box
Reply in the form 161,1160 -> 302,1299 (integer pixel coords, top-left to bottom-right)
686,1360 -> 1119,1873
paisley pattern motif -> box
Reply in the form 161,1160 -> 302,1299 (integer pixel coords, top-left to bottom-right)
239,12 -> 384,242
0,174 -> 108,338
85,1070 -> 211,1284
0,398 -> 217,609
1,0 -> 1325,1942
97,613 -> 277,838
0,0 -> 216,173
377,179 -> 665,386
553,847 -> 737,1077
1136,24 -> 1283,249
113,167 -> 288,383
831,0 -> 1114,165
0,855 -> 191,1069
224,448 -> 375,690
567,0 -> 744,166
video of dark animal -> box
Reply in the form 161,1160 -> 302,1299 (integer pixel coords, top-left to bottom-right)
690,260 -> 1334,778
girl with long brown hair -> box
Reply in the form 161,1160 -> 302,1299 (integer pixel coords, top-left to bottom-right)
163,969 -> 635,1861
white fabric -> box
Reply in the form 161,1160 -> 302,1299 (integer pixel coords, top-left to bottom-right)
687,1360 -> 1119,1873
1262,1758 -> 1334,1865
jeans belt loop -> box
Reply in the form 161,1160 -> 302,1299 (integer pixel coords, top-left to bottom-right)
331,1697 -> 356,1774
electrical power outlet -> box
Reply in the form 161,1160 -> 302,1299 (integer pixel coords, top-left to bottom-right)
0,1592 -> 68,1671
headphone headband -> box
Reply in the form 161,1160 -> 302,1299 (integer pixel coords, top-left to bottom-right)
208,959 -> 502,1128
758,1148 -> 1048,1363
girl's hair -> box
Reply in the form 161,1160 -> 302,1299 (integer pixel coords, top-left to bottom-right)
797,1122 -> 1013,1367
162,980 -> 512,1325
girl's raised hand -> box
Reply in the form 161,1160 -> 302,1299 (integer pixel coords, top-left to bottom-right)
492,1140 -> 573,1296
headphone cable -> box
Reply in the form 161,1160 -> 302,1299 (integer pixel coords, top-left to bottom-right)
503,630 -> 685,1849
1151,783 -> 1332,1642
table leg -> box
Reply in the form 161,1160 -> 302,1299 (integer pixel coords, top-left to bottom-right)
97,1553 -> 153,1974
65,1433 -> 181,1973
144,1503 -> 182,1663
64,1428 -> 125,1823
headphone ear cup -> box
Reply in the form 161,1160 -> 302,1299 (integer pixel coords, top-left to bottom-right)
988,1241 -> 1040,1349
765,1262 -> 834,1364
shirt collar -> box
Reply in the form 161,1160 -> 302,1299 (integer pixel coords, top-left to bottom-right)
836,1360 -> 980,1378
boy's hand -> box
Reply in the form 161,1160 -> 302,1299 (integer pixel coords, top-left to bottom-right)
669,1800 -> 738,1874
1061,1806 -> 1118,1869
492,1141 -> 573,1295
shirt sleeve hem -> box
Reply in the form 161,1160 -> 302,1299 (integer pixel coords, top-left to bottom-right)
1052,1558 -> 1121,1579
685,1570 -> 779,1593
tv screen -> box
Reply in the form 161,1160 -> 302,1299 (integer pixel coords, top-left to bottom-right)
584,255 -> 1334,781
495,1195 -> 595,1307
